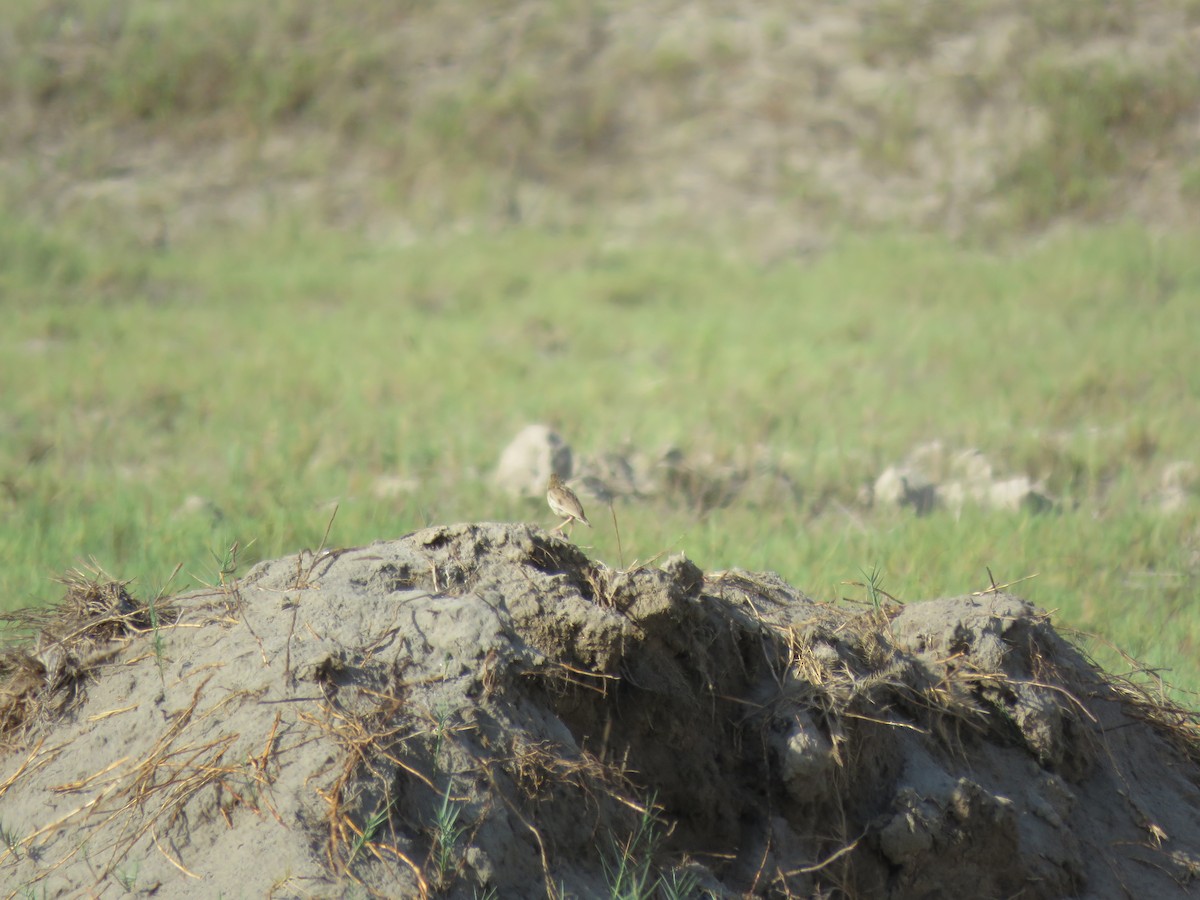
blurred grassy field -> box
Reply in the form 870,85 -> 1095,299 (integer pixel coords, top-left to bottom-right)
3,215 -> 1199,692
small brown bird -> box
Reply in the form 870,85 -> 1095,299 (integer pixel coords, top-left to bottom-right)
547,473 -> 591,535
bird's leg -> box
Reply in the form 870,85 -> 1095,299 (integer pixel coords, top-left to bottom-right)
552,519 -> 567,533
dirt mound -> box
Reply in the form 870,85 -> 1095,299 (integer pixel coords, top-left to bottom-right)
2,524 -> 1200,898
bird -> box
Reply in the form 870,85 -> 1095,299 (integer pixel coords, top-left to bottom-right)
547,473 -> 591,535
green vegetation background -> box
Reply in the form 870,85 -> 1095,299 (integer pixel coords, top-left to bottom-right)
2,1 -> 1199,695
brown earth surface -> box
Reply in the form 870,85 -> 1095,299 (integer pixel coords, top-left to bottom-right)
2,523 -> 1200,898
4,2 -> 1199,246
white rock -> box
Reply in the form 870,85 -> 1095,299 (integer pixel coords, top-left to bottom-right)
874,466 -> 938,514
1160,460 -> 1197,512
988,476 -> 1052,512
950,448 -> 994,486
493,424 -> 574,499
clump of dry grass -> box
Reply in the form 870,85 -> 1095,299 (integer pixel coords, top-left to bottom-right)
0,563 -> 175,746
1063,628 -> 1200,768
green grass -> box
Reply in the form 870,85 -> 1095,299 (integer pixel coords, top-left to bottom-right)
602,795 -> 701,899
1001,57 -> 1200,225
1,215 -> 1198,695
432,781 -> 467,886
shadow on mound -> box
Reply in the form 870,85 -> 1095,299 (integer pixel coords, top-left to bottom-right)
2,523 -> 1199,898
